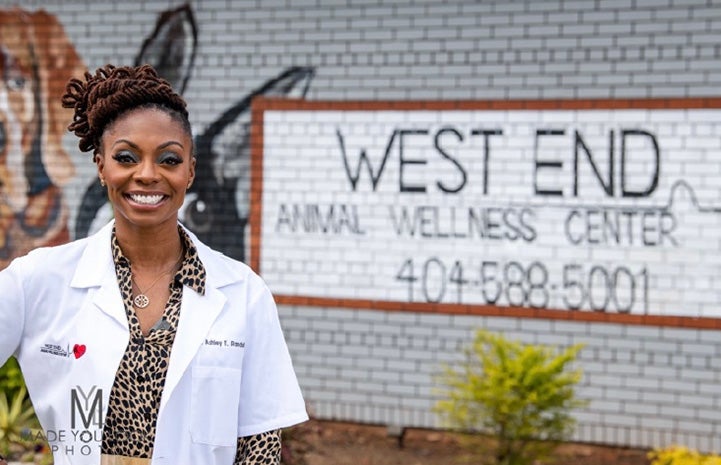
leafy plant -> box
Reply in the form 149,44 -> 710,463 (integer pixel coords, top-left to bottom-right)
649,445 -> 721,465
0,358 -> 25,401
434,330 -> 587,465
0,384 -> 41,458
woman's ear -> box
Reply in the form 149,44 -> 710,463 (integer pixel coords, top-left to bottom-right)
95,152 -> 106,185
187,156 -> 196,189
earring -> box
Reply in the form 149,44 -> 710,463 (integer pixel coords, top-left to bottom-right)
100,178 -> 106,187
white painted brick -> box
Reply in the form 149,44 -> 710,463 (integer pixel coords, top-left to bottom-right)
400,395 -> 434,410
588,373 -> 625,387
340,344 -> 371,358
660,404 -> 699,419
638,416 -> 676,430
624,402 -> 660,416
603,414 -> 639,428
642,365 -> 678,378
681,342 -> 717,356
386,383 -> 417,397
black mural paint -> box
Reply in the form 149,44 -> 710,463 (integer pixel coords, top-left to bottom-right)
621,130 -> 660,197
574,129 -> 614,196
434,127 -> 468,194
398,129 -> 429,193
387,205 -> 536,242
276,203 -> 366,235
564,208 -> 677,246
336,125 -> 660,199
470,128 -> 503,195
533,128 -> 661,198
534,128 -> 565,196
336,128 -> 397,191
337,126 -> 502,195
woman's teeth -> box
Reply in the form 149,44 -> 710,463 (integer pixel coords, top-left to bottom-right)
130,194 -> 164,205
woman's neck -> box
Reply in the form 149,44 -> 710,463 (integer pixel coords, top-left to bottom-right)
114,221 -> 183,272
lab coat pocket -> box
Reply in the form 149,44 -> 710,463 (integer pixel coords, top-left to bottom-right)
190,365 -> 242,446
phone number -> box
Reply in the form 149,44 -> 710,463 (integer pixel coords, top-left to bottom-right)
395,258 -> 649,313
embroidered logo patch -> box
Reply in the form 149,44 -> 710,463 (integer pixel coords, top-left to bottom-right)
73,344 -> 87,359
40,343 -> 87,359
40,344 -> 70,358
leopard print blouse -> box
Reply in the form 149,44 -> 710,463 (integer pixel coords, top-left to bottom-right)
102,227 -> 280,464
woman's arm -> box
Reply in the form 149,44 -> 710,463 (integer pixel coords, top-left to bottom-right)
0,259 -> 27,365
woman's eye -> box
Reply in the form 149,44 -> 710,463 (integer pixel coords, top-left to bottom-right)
159,153 -> 183,165
112,151 -> 138,164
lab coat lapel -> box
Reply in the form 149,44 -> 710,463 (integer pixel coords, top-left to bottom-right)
91,272 -> 128,328
160,283 -> 227,412
71,220 -> 127,329
156,224 -> 242,415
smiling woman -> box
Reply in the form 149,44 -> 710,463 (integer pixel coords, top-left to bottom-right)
96,107 -> 195,239
0,64 -> 308,465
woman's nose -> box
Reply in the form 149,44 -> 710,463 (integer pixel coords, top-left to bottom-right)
135,159 -> 159,183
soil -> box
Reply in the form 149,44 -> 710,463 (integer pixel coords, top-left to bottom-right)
283,419 -> 651,465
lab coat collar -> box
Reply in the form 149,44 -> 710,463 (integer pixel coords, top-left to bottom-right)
70,220 -> 246,290
70,220 -> 116,289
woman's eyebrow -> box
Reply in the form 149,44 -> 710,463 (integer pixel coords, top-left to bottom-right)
157,140 -> 185,150
111,139 -> 185,150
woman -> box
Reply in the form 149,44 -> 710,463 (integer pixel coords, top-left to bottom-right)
0,65 -> 307,465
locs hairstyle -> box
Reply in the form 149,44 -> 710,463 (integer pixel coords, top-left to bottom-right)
61,64 -> 192,156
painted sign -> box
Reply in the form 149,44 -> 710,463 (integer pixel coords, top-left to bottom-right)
252,99 -> 721,327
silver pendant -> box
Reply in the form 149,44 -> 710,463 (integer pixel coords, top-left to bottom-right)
133,294 -> 150,308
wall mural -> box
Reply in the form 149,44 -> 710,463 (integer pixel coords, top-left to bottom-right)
0,8 -> 86,269
0,4 -> 314,268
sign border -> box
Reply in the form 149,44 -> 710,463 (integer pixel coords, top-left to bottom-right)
250,96 -> 721,329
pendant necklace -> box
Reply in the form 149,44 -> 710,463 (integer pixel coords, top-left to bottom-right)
131,249 -> 184,309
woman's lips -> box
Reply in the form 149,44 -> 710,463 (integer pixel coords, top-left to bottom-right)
126,193 -> 167,205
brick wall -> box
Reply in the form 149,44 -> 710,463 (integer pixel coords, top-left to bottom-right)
255,100 -> 721,451
2,0 -> 720,451
286,307 -> 721,451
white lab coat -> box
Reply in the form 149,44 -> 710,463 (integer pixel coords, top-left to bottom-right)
0,221 -> 308,465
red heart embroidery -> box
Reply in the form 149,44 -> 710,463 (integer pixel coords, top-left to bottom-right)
73,344 -> 86,359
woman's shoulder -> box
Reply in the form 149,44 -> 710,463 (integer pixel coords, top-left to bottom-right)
8,236 -> 92,276
197,242 -> 259,282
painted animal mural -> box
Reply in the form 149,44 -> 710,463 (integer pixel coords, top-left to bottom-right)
0,8 -> 86,268
0,4 -> 314,267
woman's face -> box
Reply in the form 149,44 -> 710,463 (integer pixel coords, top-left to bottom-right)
96,107 -> 195,233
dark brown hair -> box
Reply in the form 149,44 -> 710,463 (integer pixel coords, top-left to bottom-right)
62,64 -> 191,155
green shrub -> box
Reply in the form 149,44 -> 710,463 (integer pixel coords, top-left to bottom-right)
0,358 -> 25,400
434,329 -> 587,465
0,357 -> 49,462
649,445 -> 721,465
0,385 -> 40,458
